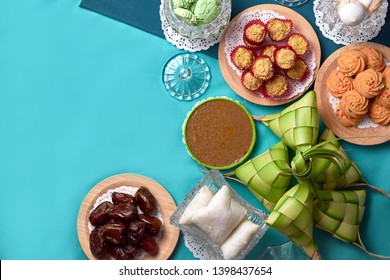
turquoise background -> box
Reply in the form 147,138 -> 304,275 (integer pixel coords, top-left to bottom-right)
0,0 -> 389,260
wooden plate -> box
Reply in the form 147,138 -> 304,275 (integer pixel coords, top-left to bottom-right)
77,173 -> 179,260
314,42 -> 390,145
218,4 -> 321,106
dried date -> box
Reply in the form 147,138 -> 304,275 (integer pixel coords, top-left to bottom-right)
135,186 -> 157,214
89,189 -> 162,260
89,201 -> 113,226
101,223 -> 127,245
109,203 -> 137,221
112,192 -> 136,205
90,227 -> 110,259
122,242 -> 140,257
111,246 -> 133,260
140,233 -> 158,256
127,219 -> 146,244
138,214 -> 162,236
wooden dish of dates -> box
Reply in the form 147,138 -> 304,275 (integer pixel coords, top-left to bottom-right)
77,174 -> 179,260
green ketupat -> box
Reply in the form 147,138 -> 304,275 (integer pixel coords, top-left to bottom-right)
259,90 -> 319,153
226,90 -> 389,259
313,189 -> 366,243
234,141 -> 292,212
311,129 -> 390,198
266,182 -> 320,259
311,129 -> 362,190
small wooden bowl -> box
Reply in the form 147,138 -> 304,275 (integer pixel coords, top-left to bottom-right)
77,173 -> 179,260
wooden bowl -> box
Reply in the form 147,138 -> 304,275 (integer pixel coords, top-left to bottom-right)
314,42 -> 390,145
77,173 -> 179,260
218,4 -> 321,106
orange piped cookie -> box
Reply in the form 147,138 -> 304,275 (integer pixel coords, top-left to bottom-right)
326,70 -> 354,98
369,100 -> 390,126
338,90 -> 369,120
359,47 -> 386,72
353,69 -> 385,99
337,50 -> 366,77
382,66 -> 390,81
375,78 -> 390,109
336,102 -> 363,127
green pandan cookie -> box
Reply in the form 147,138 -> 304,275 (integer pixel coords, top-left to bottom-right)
173,7 -> 198,25
193,0 -> 221,25
171,0 -> 195,9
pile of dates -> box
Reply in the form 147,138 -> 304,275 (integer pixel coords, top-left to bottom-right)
89,186 -> 162,260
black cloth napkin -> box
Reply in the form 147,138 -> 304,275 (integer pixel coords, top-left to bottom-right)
79,0 -> 389,60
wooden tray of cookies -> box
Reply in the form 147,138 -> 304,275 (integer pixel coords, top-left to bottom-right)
314,42 -> 390,145
218,4 -> 321,106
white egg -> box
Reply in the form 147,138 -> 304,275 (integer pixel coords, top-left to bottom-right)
338,1 -> 367,26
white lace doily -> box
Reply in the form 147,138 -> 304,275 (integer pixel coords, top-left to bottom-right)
159,1 -> 225,52
313,0 -> 388,45
224,9 -> 317,100
183,233 -> 214,260
88,185 -> 163,260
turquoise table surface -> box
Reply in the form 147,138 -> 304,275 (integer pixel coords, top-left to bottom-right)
0,0 -> 389,260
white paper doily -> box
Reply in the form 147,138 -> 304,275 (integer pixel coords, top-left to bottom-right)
159,1 -> 224,52
88,185 -> 163,260
184,232 -> 214,260
223,9 -> 317,100
313,0 -> 388,45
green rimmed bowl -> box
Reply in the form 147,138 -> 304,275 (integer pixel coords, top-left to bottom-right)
183,97 -> 256,170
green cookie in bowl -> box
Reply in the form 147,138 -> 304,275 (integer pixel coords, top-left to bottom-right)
172,0 -> 222,26
163,0 -> 231,40
182,97 -> 256,170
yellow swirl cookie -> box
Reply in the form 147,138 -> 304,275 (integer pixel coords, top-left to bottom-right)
326,70 -> 354,98
337,50 -> 366,77
353,69 -> 385,98
369,100 -> 390,126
